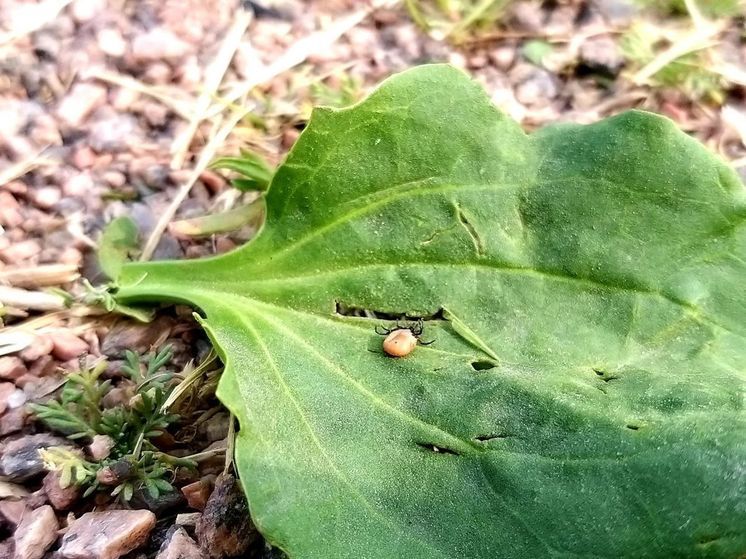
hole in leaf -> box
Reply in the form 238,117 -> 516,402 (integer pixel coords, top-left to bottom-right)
335,301 -> 445,321
593,368 -> 619,382
474,434 -> 510,442
416,442 -> 461,456
626,424 -> 640,431
471,360 -> 497,371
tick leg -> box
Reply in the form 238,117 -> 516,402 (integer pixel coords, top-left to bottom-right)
419,338 -> 436,346
375,325 -> 391,336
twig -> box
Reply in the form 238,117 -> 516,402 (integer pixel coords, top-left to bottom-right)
88,69 -> 194,119
139,103 -> 252,261
632,22 -> 722,85
213,4 -> 383,112
0,147 -> 54,186
0,264 -> 79,288
0,286 -> 67,311
170,8 -> 253,169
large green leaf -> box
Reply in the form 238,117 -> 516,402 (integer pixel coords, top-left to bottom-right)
116,65 -> 746,558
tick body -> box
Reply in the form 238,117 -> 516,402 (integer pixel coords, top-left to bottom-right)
376,320 -> 434,357
383,329 -> 418,357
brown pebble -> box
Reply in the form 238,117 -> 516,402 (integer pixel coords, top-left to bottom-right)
59,509 -> 155,559
27,355 -> 57,378
13,505 -> 59,559
42,471 -> 81,511
0,407 -> 29,436
181,478 -> 213,512
50,330 -> 89,361
72,147 -> 97,169
0,240 -> 41,265
0,192 -> 23,228
19,335 -> 54,362
0,383 -> 15,415
0,357 -> 27,382
155,527 -> 203,559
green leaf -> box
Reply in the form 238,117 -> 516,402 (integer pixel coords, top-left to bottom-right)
98,217 -> 139,280
115,65 -> 746,558
210,149 -> 274,192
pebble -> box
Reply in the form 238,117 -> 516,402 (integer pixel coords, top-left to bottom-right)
13,505 -> 59,559
0,434 -> 73,482
62,173 -> 95,197
19,334 -> 54,362
0,357 -> 26,382
132,28 -> 190,62
42,471 -> 81,510
579,35 -> 625,77
196,474 -> 258,558
97,28 -> 127,57
101,317 -> 174,356
30,187 -> 61,210
181,478 -> 213,511
28,354 -> 57,377
0,239 -> 41,265
514,68 -> 559,107
0,192 -> 23,228
509,1 -> 545,33
59,509 -> 156,559
50,330 -> 89,361
156,527 -> 204,559
57,83 -> 108,128
71,146 -> 97,169
0,499 -> 28,528
0,383 -> 15,415
89,115 -> 137,152
87,435 -> 115,461
70,0 -> 106,23
0,407 -> 29,436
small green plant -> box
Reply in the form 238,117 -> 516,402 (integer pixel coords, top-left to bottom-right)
405,0 -> 511,42
31,347 -> 188,503
620,23 -> 726,103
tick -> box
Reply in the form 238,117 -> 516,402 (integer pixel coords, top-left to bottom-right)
376,320 -> 434,357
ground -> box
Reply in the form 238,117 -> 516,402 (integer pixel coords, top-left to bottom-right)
0,0 -> 744,557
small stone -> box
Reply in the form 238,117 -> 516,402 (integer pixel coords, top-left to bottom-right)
102,171 -> 126,188
0,482 -> 29,499
509,1 -> 544,32
13,505 -> 58,559
0,357 -> 26,381
57,83 -> 107,128
0,383 -> 15,415
49,330 -> 89,361
30,187 -> 61,210
196,474 -> 258,558
70,0 -> 105,22
132,28 -> 190,62
0,434 -> 73,482
59,510 -> 155,559
19,335 -> 54,362
5,389 -> 25,410
156,527 -> 204,559
0,500 -> 27,527
87,435 -> 115,461
28,355 -> 57,377
71,146 -> 96,169
181,478 -> 213,511
0,192 -> 23,229
42,471 -> 81,511
489,45 -> 516,71
0,407 -> 28,436
143,103 -> 169,127
62,173 -> 94,197
174,513 -> 200,527
101,317 -> 174,356
89,115 -> 137,152
514,68 -> 558,107
0,240 -> 41,264
198,413 -> 229,444
0,538 -> 13,558
579,36 -> 625,77
97,28 -> 127,57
